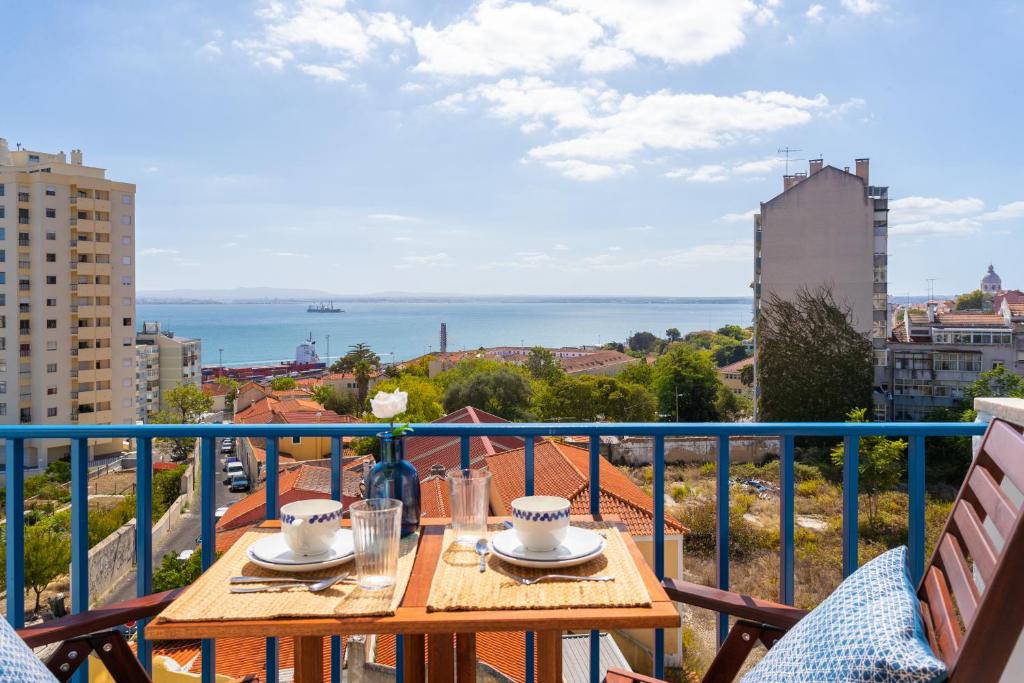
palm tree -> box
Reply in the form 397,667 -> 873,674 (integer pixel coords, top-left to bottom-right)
352,359 -> 374,404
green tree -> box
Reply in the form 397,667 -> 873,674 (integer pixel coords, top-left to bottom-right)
0,524 -> 73,613
922,406 -> 975,487
665,328 -> 681,342
331,343 -> 381,404
536,375 -> 656,422
163,383 -> 214,424
153,549 -> 206,591
627,331 -> 659,353
652,345 -> 722,421
757,287 -> 873,422
739,363 -> 754,387
442,367 -> 533,420
270,376 -> 298,391
371,376 -> 445,423
715,385 -> 752,422
716,324 -> 748,341
214,376 -> 239,413
618,361 -> 654,388
436,357 -> 512,390
310,383 -> 358,415
954,289 -> 988,311
966,365 -> 1024,401
830,407 -> 906,526
524,347 -> 564,383
712,341 -> 748,367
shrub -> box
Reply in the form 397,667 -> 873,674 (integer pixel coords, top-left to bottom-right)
680,497 -> 774,560
699,462 -> 716,478
153,465 -> 187,518
670,482 -> 689,503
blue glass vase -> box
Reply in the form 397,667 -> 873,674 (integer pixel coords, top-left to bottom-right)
364,432 -> 421,537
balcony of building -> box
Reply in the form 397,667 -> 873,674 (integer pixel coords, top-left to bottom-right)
3,398 -> 1023,683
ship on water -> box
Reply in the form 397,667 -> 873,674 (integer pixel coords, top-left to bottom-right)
202,334 -> 326,381
307,301 -> 343,313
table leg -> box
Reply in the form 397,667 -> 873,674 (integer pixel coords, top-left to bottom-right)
403,634 -> 426,683
428,633 -> 455,682
293,636 -> 324,683
456,633 -> 477,683
537,631 -> 563,683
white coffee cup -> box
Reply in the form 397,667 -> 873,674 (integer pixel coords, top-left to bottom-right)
280,499 -> 343,556
511,495 -> 571,551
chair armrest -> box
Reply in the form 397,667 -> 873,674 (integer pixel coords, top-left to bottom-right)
604,667 -> 666,683
662,578 -> 808,630
17,589 -> 183,649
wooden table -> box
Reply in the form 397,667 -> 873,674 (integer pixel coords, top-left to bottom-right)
147,516 -> 680,683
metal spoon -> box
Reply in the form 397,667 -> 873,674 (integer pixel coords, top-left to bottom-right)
475,538 -> 489,572
229,574 -> 350,593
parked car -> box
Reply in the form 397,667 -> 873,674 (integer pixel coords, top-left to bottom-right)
177,549 -> 194,562
223,462 -> 244,484
229,475 -> 250,493
215,505 -> 230,519
222,456 -> 239,471
220,439 -> 234,454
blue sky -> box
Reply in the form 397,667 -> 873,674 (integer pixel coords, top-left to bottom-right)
3,0 -> 1022,296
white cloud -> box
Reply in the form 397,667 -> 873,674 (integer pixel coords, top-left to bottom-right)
665,164 -> 729,183
732,156 -> 785,175
579,46 -> 635,73
889,219 -> 982,237
396,252 -> 453,268
392,236 -> 413,242
368,212 -> 419,222
625,225 -> 655,232
143,165 -> 160,173
140,248 -> 180,256
841,0 -> 883,15
889,196 -> 985,223
198,41 -> 223,57
553,243 -> 570,250
238,0 -> 410,76
717,210 -> 757,223
298,64 -> 348,81
981,201 -> 1024,221
222,241 -> 239,248
541,159 -> 632,181
805,4 -> 825,22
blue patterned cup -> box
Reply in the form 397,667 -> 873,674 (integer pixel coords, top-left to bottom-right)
511,495 -> 571,551
280,499 -> 343,556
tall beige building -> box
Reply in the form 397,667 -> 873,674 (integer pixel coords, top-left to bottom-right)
0,137 -> 136,466
753,157 -> 889,417
136,321 -> 201,419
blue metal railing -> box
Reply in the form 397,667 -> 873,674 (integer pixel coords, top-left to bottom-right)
0,420 -> 986,683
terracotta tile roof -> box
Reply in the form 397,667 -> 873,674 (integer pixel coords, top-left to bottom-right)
375,632 -> 531,682
718,356 -> 754,372
935,312 -> 1009,327
153,461 -> 181,472
891,319 -> 909,343
242,437 -> 296,465
1008,302 -> 1024,317
559,350 -> 636,374
202,382 -> 230,397
403,406 -> 525,477
275,410 -> 360,424
216,466 -> 330,530
148,635 -> 340,680
215,523 -> 258,553
419,475 -> 451,517
485,440 -> 686,537
271,388 -> 314,399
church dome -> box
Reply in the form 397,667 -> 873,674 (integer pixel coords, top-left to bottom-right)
981,264 -> 1002,292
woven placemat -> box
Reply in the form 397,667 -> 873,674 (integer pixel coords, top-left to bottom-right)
157,528 -> 418,623
426,523 -> 651,612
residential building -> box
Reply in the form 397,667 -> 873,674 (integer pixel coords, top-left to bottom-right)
887,305 -> 1020,420
753,157 -> 889,418
135,341 -> 159,421
202,380 -> 229,414
403,406 -> 527,475
716,356 -> 753,400
135,321 -> 201,417
0,137 -> 135,465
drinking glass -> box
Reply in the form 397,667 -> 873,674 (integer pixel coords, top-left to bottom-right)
447,469 -> 492,546
350,498 -> 403,590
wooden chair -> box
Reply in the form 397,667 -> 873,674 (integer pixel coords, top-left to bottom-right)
651,417 -> 1024,683
15,589 -> 182,682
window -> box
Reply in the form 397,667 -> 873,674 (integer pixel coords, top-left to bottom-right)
122,317 -> 131,326
47,407 -> 58,417
45,208 -> 56,218
46,253 -> 55,262
122,337 -> 132,346
121,215 -> 131,225
0,361 -> 6,372
122,378 -> 132,387
122,236 -> 131,245
46,341 -> 57,351
121,194 -> 131,204
47,386 -> 57,395
121,276 -> 131,286
45,232 -> 55,240
46,363 -> 57,373
0,184 -> 4,196
46,319 -> 56,329
292,436 -> 302,445
0,338 -> 5,350
121,256 -> 131,265
46,298 -> 56,307
0,207 -> 4,219
0,382 -> 6,394
0,295 -> 5,306
45,185 -> 56,196
45,275 -> 56,284
0,250 -> 4,263
0,273 -> 5,284
0,404 -> 6,416
0,228 -> 4,239
122,358 -> 132,368
121,297 -> 131,306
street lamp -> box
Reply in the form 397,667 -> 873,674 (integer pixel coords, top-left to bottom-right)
218,348 -> 224,367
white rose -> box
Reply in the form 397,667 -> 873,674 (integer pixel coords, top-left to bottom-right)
370,389 -> 408,420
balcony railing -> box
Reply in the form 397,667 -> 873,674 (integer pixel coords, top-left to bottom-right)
0,420 -> 987,683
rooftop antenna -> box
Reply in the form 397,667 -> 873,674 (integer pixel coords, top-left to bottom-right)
777,147 -> 804,174
926,278 -> 936,302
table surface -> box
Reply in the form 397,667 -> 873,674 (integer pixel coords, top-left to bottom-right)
146,515 -> 680,641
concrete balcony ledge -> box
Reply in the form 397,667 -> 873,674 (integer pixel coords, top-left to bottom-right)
975,397 -> 1024,428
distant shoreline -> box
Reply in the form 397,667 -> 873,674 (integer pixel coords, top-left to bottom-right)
137,296 -> 755,305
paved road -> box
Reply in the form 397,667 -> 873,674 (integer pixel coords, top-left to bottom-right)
99,437 -> 246,606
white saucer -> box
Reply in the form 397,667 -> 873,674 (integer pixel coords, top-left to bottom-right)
489,527 -> 606,568
245,547 -> 354,573
246,528 -> 356,573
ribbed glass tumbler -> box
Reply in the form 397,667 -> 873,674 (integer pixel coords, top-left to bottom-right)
447,468 -> 492,546
350,498 -> 403,590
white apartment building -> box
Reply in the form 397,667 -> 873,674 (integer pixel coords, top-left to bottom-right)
136,321 -> 201,419
0,137 -> 136,466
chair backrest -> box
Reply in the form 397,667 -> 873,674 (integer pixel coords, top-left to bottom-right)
918,418 -> 1024,681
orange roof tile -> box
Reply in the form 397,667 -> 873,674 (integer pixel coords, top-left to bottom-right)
403,407 -> 525,476
148,635 -> 340,679
935,312 -> 1008,327
559,350 -> 636,373
202,382 -> 230,397
485,440 -> 686,536
419,475 -> 451,517
718,356 -> 754,372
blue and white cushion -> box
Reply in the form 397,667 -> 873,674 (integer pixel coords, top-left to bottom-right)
741,546 -> 947,683
0,617 -> 58,682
